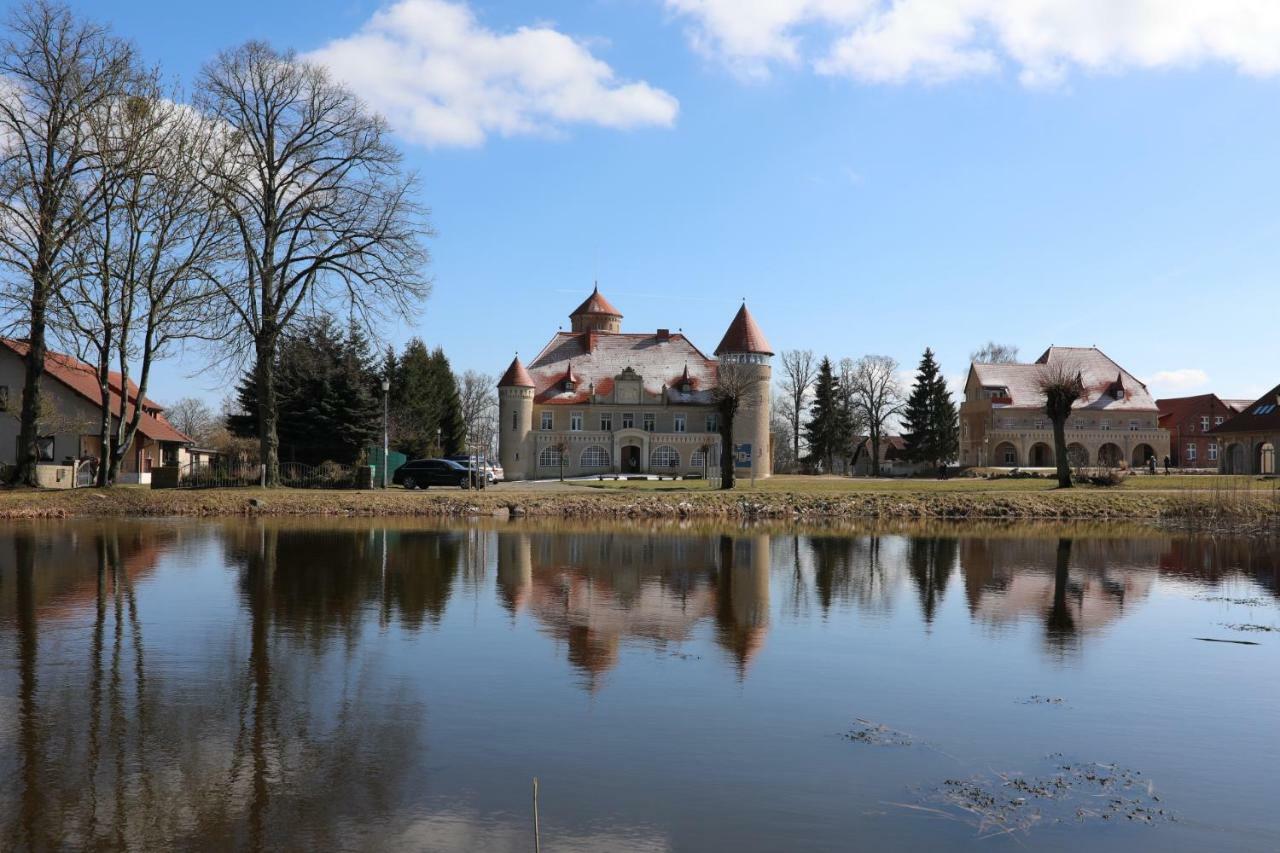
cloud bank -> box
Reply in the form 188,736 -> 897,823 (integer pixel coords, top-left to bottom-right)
307,0 -> 678,147
665,0 -> 1280,85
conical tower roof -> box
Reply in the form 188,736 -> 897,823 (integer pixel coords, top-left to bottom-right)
715,303 -> 773,356
497,356 -> 534,388
570,284 -> 622,318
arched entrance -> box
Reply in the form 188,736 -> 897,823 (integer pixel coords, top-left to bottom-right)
993,441 -> 1019,467
1132,443 -> 1155,468
1029,442 -> 1053,467
1097,443 -> 1123,468
621,445 -> 641,473
1225,443 -> 1245,474
1258,442 -> 1276,475
1067,443 -> 1088,468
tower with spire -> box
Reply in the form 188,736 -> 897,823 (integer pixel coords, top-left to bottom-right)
496,285 -> 772,480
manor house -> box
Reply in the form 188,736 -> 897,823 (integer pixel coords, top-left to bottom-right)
498,286 -> 772,481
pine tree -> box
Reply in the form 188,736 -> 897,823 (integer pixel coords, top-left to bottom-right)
902,348 -> 959,468
803,357 -> 851,472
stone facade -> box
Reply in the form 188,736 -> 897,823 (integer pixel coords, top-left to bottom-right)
498,287 -> 772,480
959,346 -> 1169,469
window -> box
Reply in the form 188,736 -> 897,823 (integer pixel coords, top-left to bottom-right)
1186,443 -> 1197,463
37,435 -> 55,461
1100,420 -> 1111,431
621,412 -> 634,429
540,411 -> 553,431
570,411 -> 583,431
0,385 -> 8,412
511,410 -> 518,431
705,414 -> 718,433
1208,443 -> 1218,462
1129,420 -> 1139,431
580,445 -> 610,468
674,414 -> 686,433
1034,419 -> 1045,430
1214,416 -> 1224,425
643,413 -> 655,432
690,449 -> 706,469
1003,446 -> 1016,465
538,446 -> 562,468
600,412 -> 612,431
1200,416 -> 1210,431
650,445 -> 680,468
1255,404 -> 1277,415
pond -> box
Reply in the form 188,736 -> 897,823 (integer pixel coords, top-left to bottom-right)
0,519 -> 1277,851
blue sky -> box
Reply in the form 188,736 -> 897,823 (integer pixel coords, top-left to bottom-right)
30,0 -> 1280,406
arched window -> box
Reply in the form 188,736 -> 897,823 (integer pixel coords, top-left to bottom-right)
690,449 -> 706,469
580,445 -> 610,469
538,446 -> 562,468
650,445 -> 680,469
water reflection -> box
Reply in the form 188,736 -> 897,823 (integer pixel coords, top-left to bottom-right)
1,520 -> 1278,851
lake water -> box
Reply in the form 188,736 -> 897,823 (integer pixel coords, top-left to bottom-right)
1,519 -> 1277,852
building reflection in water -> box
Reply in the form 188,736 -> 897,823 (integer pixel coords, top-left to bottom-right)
496,531 -> 771,687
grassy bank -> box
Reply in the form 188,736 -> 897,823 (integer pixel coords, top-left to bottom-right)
1,475 -> 1277,532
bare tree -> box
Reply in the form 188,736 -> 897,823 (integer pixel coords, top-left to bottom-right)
848,355 -> 904,477
165,397 -> 216,445
970,341 -> 1020,364
195,42 -> 431,486
1037,364 -> 1084,488
837,357 -> 868,474
457,369 -> 497,455
0,1 -> 135,485
55,84 -> 232,484
777,349 -> 816,470
770,406 -> 794,474
712,361 -> 764,489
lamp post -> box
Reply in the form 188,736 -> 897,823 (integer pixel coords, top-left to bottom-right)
381,378 -> 390,488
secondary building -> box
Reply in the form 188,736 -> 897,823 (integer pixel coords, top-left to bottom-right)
497,286 -> 773,481
959,346 -> 1169,469
1156,394 -> 1251,469
1209,384 -> 1280,475
0,338 -> 194,485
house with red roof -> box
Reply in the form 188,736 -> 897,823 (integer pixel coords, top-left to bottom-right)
1,339 -> 194,484
1209,384 -> 1280,474
958,346 -> 1169,469
496,286 -> 773,480
1156,394 -> 1250,469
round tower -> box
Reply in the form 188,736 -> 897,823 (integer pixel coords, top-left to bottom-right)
714,303 -> 773,479
569,283 -> 622,333
497,356 -> 535,481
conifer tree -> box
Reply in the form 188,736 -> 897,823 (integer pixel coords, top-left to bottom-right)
902,348 -> 959,468
803,357 -> 852,473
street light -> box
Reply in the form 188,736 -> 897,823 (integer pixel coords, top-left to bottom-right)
381,378 -> 390,488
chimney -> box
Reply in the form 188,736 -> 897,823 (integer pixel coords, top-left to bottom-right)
656,328 -> 670,341
584,330 -> 597,353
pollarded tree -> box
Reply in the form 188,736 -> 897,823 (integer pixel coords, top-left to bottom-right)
196,41 -> 430,486
1038,364 -> 1085,488
901,348 -> 959,469
712,361 -> 764,489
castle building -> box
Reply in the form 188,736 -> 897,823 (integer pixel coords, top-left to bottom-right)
498,286 -> 772,480
959,346 -> 1169,469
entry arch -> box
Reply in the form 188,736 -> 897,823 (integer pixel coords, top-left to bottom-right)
1132,443 -> 1155,468
1029,442 -> 1053,467
992,441 -> 1019,467
1097,443 -> 1123,468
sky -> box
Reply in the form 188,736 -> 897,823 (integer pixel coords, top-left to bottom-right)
18,0 -> 1280,407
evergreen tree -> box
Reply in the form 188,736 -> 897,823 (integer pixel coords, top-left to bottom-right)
803,357 -> 852,472
387,340 -> 465,458
231,317 -> 380,464
430,347 -> 465,455
902,348 -> 959,468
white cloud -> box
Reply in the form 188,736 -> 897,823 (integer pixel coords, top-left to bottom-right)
306,0 -> 678,147
1144,368 -> 1209,395
665,0 -> 1280,85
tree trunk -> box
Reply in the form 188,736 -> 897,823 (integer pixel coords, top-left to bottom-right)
870,430 -> 882,477
96,356 -> 113,487
255,342 -> 281,487
718,416 -> 735,489
1052,417 -> 1072,488
15,286 -> 48,486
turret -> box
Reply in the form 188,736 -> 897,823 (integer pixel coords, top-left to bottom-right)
569,283 -> 622,334
497,356 -> 535,481
715,303 -> 773,479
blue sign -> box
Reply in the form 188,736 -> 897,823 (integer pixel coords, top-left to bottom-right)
734,443 -> 753,468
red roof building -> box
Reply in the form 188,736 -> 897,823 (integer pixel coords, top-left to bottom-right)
1208,384 -> 1280,474
1156,393 -> 1246,469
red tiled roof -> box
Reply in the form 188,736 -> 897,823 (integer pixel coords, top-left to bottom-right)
1,338 -> 192,443
497,356 -> 535,387
529,331 -> 717,405
1209,384 -> 1280,434
714,304 -> 773,356
971,347 -> 1156,413
570,285 -> 622,318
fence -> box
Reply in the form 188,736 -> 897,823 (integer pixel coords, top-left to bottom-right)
279,461 -> 362,489
170,460 -> 262,489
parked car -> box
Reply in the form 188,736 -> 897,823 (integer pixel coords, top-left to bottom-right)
393,458 -> 480,489
445,454 -> 502,483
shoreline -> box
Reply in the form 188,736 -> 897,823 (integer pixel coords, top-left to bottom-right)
1,483 -> 1276,534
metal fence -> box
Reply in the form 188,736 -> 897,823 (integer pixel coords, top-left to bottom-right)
174,460 -> 262,489
279,461 -> 360,489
